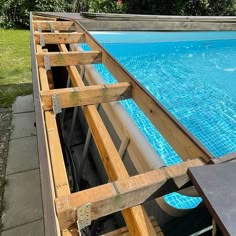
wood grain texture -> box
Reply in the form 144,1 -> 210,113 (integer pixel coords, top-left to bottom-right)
33,21 -> 75,31
36,51 -> 102,67
41,82 -> 132,110
35,33 -> 85,44
55,158 -> 203,230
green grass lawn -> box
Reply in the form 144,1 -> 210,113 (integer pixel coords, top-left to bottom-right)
0,29 -> 32,107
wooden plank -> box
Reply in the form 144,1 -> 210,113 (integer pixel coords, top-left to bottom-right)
36,51 -> 102,67
33,21 -> 75,31
34,33 -> 86,45
40,82 -> 132,110
102,216 -> 163,236
33,15 -> 57,21
55,158 -> 203,230
59,45 -> 156,236
74,22 -> 214,162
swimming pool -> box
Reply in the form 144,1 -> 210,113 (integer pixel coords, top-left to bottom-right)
86,31 -> 236,209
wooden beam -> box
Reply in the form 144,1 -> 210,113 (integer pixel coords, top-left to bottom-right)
59,43 -> 156,236
36,51 -> 102,67
34,33 -> 86,45
41,82 -> 132,110
33,21 -> 75,31
33,15 -> 57,21
74,22 -> 214,162
102,216 -> 163,236
55,158 -> 203,230
36,35 -> 70,198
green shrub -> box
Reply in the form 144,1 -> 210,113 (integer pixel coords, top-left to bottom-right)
89,0 -> 127,13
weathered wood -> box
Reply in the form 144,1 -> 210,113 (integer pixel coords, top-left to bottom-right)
41,82 -> 132,110
59,44 -> 156,236
55,159 -> 203,230
35,33 -> 86,45
102,216 -> 163,236
36,51 -> 102,67
33,20 -> 75,31
74,22 -> 213,162
33,15 -> 57,21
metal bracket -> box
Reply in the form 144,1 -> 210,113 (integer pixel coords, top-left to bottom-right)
52,94 -> 62,115
77,203 -> 91,234
44,55 -> 51,71
40,34 -> 45,47
37,23 -> 42,33
49,22 -> 55,32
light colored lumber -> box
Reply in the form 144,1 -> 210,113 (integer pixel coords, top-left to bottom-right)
59,44 -> 156,236
33,15 -> 57,21
34,33 -> 86,45
74,22 -> 213,162
36,51 -> 102,67
40,82 -> 132,110
102,216 -> 163,236
55,158 -> 203,230
36,40 -> 70,198
33,21 -> 75,31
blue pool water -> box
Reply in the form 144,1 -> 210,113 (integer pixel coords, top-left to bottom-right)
86,32 -> 236,209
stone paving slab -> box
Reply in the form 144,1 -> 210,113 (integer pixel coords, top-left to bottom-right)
2,169 -> 43,230
12,95 -> 34,114
10,112 -> 36,140
6,136 -> 39,175
1,219 -> 44,236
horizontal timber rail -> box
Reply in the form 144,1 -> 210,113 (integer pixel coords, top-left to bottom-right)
31,13 -> 215,236
40,82 -> 132,110
55,158 -> 203,230
36,51 -> 102,67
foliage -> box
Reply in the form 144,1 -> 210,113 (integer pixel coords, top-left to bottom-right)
89,0 -> 127,13
0,29 -> 32,107
0,0 -> 235,28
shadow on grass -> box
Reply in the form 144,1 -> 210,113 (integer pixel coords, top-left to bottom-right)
0,83 -> 32,108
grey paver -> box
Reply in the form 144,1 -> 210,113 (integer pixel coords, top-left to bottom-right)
6,136 -> 39,175
2,169 -> 43,230
10,112 -> 36,139
1,219 -> 44,236
12,95 -> 34,114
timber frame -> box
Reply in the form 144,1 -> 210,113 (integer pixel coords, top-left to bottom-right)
30,12 -> 222,236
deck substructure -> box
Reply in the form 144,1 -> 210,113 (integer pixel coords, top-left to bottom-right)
30,13 -> 215,236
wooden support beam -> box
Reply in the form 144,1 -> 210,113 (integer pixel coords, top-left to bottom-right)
102,216 -> 163,236
41,82 -> 132,110
33,15 -> 57,21
36,51 -> 102,67
34,33 -> 86,45
36,37 -> 70,198
74,22 -> 214,162
59,43 -> 156,236
33,21 -> 75,31
55,158 -> 204,230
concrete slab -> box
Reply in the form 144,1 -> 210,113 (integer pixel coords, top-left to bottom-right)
1,220 -> 44,236
2,169 -> 43,230
10,112 -> 36,140
12,95 -> 34,114
6,136 -> 39,175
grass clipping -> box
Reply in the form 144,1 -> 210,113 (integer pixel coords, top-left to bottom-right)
0,29 -> 32,107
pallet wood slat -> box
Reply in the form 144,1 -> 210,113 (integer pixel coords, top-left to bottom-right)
33,21 -> 75,31
36,51 -> 102,67
40,82 -> 132,110
55,158 -> 203,230
74,23 -> 213,162
34,32 -> 86,44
